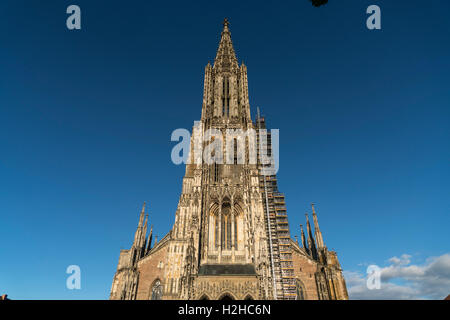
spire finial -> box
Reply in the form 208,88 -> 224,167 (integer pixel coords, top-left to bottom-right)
223,18 -> 229,29
311,202 -> 316,215
141,201 -> 146,213
221,18 -> 230,34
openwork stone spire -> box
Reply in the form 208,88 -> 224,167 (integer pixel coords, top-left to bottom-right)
214,18 -> 238,72
200,18 -> 251,123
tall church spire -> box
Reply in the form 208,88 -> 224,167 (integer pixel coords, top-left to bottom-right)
110,19 -> 350,301
214,18 -> 238,72
201,18 -> 251,123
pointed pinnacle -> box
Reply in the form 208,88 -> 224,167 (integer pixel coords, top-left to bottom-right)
223,18 -> 230,29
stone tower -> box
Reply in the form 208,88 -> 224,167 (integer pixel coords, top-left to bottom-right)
110,19 -> 348,300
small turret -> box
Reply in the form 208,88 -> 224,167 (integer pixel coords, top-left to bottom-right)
146,225 -> 153,254
300,224 -> 308,253
305,213 -> 318,260
132,202 -> 148,264
312,203 -> 325,249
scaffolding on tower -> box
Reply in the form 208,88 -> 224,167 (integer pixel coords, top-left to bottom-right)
255,110 -> 296,300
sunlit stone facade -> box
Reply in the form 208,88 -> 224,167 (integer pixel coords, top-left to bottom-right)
110,19 -> 348,301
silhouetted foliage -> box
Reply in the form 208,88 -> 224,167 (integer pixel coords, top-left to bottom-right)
310,0 -> 328,7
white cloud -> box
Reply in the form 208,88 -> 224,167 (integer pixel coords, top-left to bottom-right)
344,253 -> 450,300
388,254 -> 411,266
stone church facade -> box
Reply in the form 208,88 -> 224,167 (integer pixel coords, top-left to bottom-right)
109,19 -> 348,300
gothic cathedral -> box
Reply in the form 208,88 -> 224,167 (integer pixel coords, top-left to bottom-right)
109,19 -> 348,300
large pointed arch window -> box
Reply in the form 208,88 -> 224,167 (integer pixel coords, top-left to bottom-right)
209,201 -> 243,252
214,214 -> 219,248
222,76 -> 229,117
209,203 -> 220,250
221,203 -> 232,250
233,202 -> 243,250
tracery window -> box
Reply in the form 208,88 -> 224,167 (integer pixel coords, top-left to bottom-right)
222,77 -> 229,117
215,215 -> 219,248
221,203 -> 232,250
209,201 -> 242,252
234,215 -> 238,247
214,163 -> 219,182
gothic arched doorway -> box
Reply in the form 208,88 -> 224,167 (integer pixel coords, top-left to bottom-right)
219,293 -> 235,300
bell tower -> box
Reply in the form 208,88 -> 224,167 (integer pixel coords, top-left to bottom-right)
171,18 -> 274,299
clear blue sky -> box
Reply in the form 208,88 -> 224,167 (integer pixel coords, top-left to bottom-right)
0,0 -> 448,299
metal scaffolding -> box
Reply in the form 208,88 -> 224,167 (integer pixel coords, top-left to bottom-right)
256,112 -> 296,300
